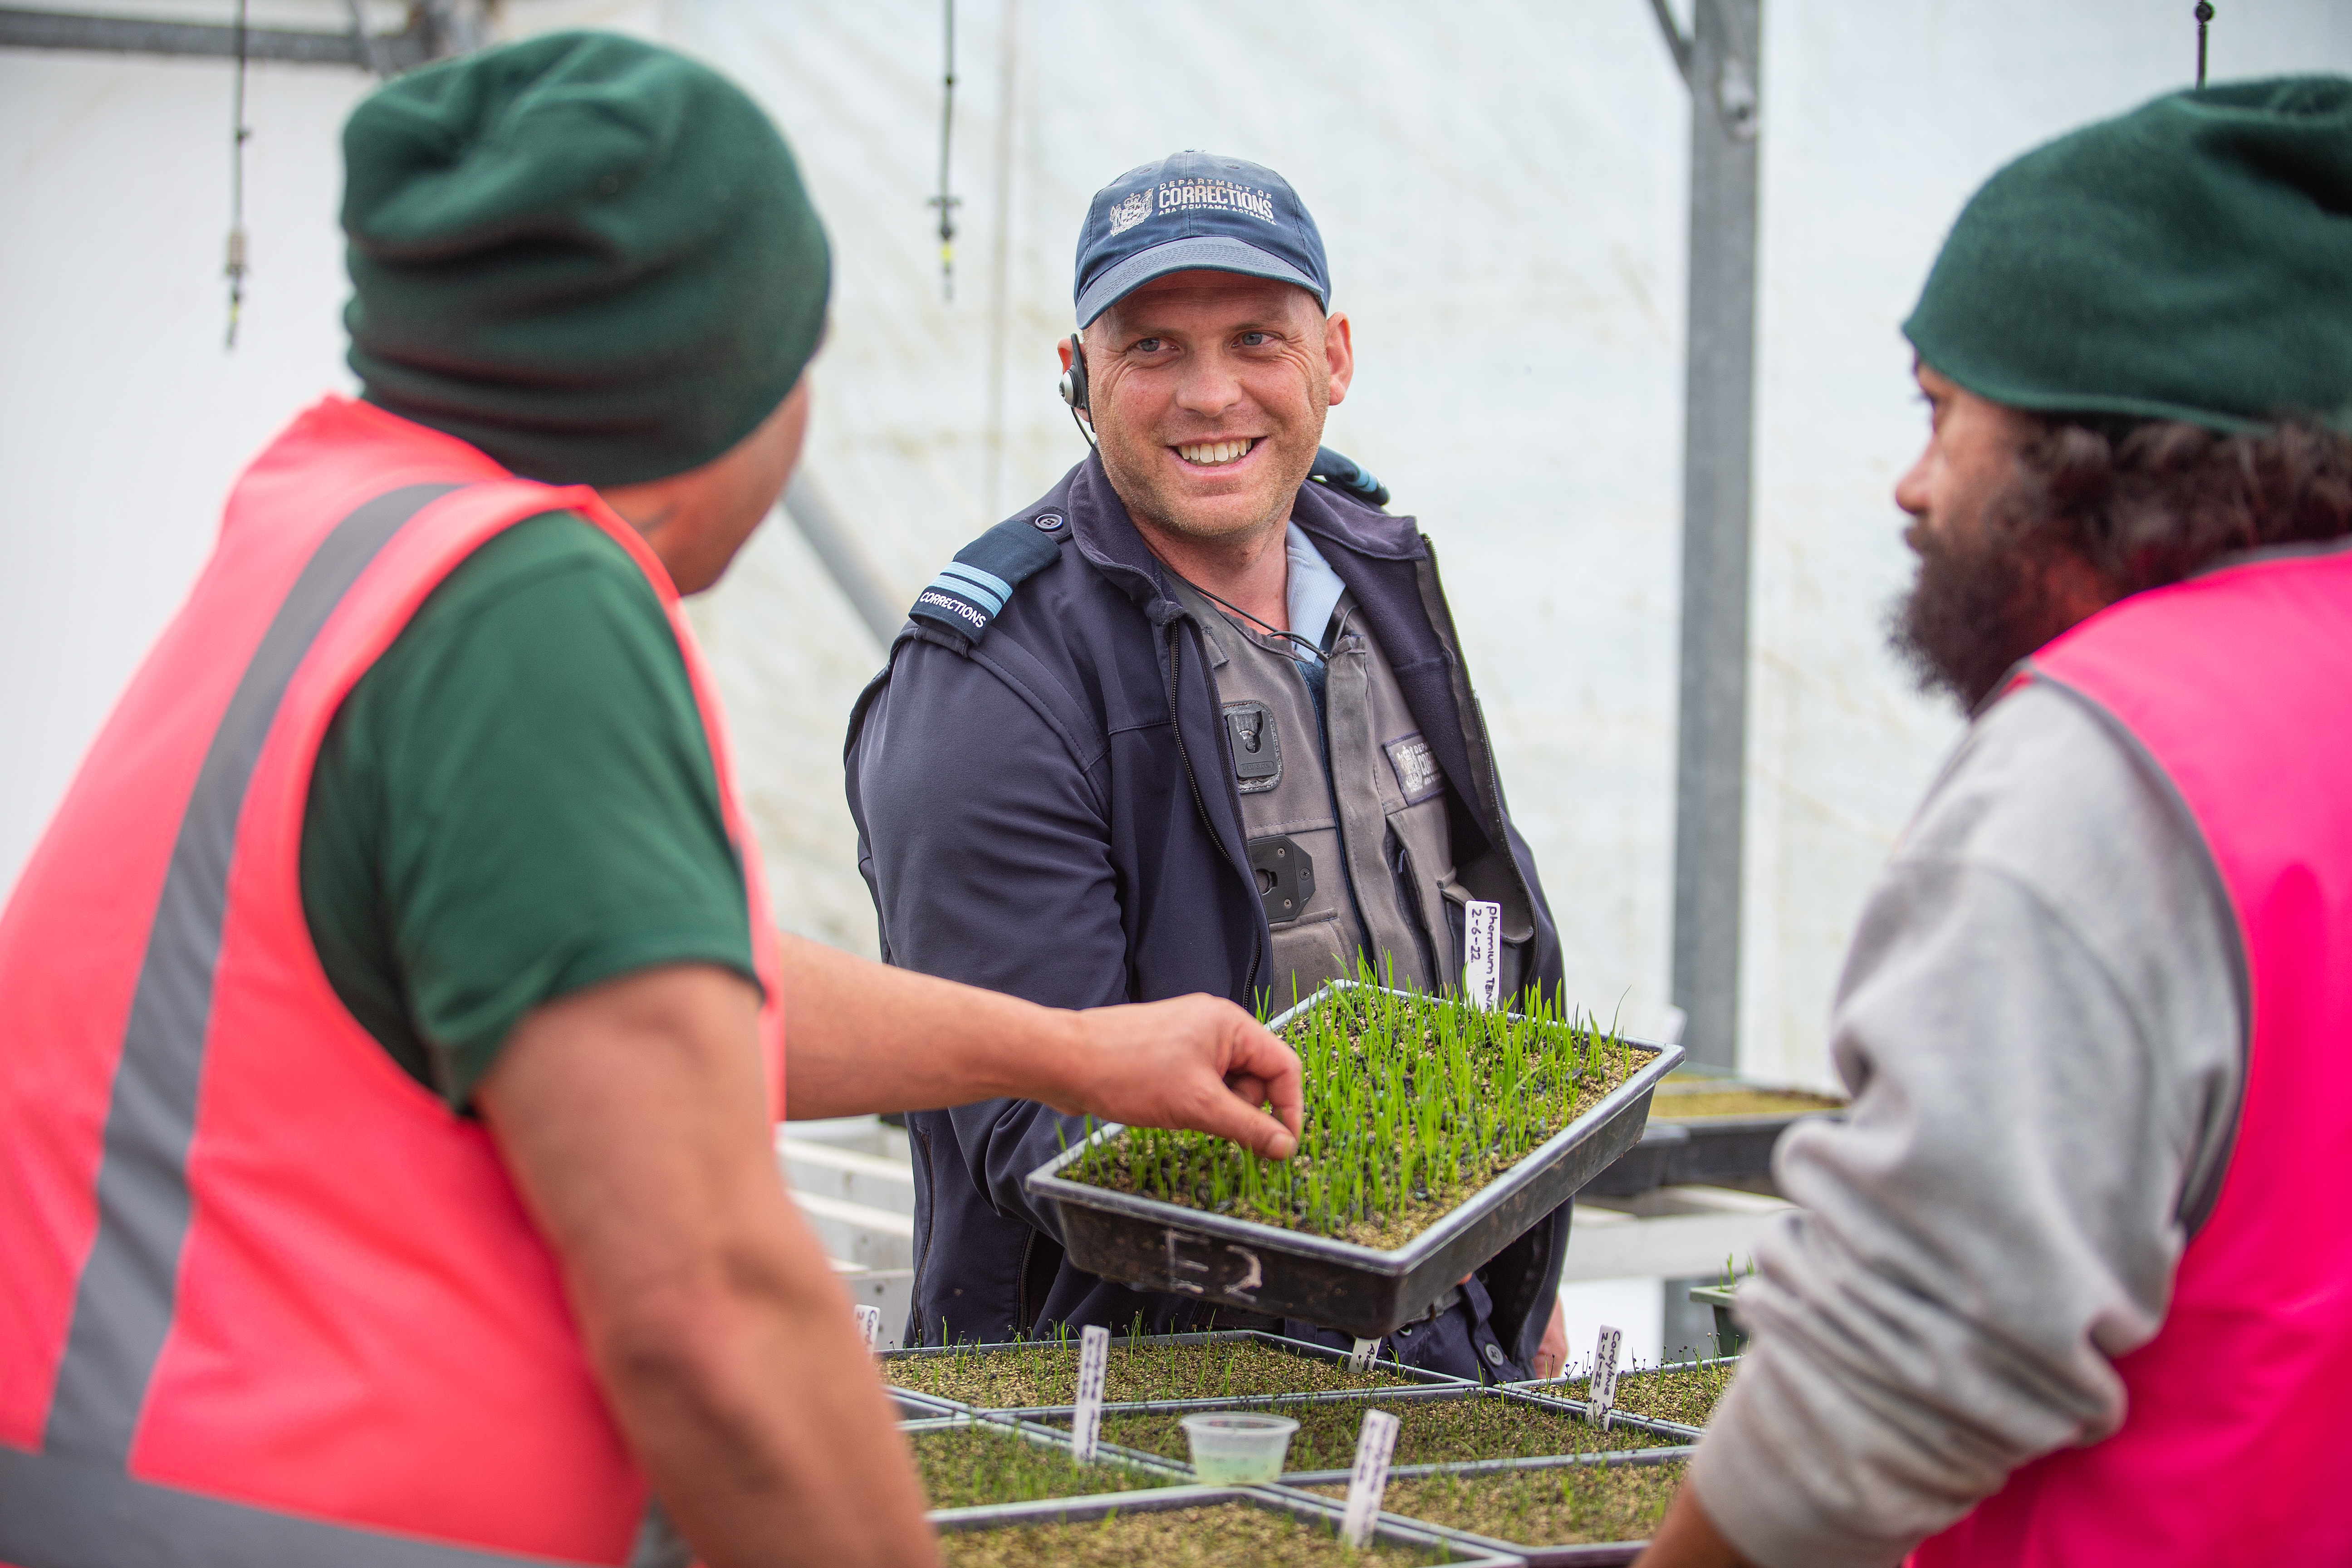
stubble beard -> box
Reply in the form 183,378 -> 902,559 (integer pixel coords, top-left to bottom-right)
1885,491 -> 2088,714
1097,399 -> 1326,552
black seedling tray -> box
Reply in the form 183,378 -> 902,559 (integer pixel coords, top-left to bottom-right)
1225,1386 -> 1698,1484
898,1411 -> 1193,1497
927,1482 -> 1530,1565
1301,1448 -> 1691,1568
1580,1071 -> 1842,1198
958,1383 -> 1691,1480
881,1328 -> 1473,1410
1027,985 -> 1681,1338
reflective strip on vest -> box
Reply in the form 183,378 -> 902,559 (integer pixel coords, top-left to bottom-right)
40,485 -> 456,1469
0,1443 -> 581,1568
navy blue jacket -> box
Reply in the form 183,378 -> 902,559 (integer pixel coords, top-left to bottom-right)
843,452 -> 1570,1375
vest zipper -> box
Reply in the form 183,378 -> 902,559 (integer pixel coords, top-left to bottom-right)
1166,619 -> 1264,1002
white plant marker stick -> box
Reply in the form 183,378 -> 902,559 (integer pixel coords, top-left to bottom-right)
1346,1336 -> 1383,1372
1338,1407 -> 1401,1548
1071,1324 -> 1111,1463
853,1304 -> 882,1355
1463,899 -> 1504,1010
1588,1324 -> 1623,1427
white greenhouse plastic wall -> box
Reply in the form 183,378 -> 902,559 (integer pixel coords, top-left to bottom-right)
7,1 -> 2350,1090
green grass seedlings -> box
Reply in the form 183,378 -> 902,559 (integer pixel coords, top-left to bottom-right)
1551,1359 -> 1735,1429
936,1503 -> 1447,1566
1088,1392 -> 1680,1473
1065,972 -> 1638,1247
911,1423 -> 1175,1510
1313,1460 -> 1687,1548
888,1330 -> 1426,1409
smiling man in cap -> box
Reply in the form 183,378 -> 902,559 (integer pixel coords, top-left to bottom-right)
1638,75 -> 2352,1568
847,152 -> 1574,1379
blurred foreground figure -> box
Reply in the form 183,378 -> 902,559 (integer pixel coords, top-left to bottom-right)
1641,76 -> 2352,1568
846,152 -> 1572,1379
0,34 -> 1299,1568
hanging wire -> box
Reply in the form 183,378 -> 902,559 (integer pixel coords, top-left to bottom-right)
2194,2 -> 2215,88
225,0 -> 251,349
925,0 -> 961,301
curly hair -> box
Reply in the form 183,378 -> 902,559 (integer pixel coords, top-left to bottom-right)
2008,417 -> 2352,598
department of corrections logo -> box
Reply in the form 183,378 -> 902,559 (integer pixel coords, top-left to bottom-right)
1107,191 -> 1152,236
1155,179 -> 1277,224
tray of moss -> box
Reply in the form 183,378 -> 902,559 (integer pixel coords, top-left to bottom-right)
1511,1357 -> 1735,1431
1581,1068 -> 1843,1198
1063,1385 -> 1690,1480
902,1416 -> 1187,1510
1304,1452 -> 1688,1567
1029,981 -> 1680,1338
931,1485 -> 1527,1566
884,1328 -> 1466,1411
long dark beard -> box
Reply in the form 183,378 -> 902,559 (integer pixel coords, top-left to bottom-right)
1885,514 -> 2086,713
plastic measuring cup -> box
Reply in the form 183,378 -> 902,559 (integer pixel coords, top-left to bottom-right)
1178,1412 -> 1300,1483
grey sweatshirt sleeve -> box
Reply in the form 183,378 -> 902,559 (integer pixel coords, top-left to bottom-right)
1691,681 -> 2245,1568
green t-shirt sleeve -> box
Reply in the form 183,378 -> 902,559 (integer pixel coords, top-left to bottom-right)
300,510 -> 757,1109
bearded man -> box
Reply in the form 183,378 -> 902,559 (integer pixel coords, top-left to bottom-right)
1639,76 -> 2352,1568
846,152 -> 1572,1380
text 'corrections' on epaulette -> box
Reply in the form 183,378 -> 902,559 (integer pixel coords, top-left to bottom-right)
906,510 -> 1069,644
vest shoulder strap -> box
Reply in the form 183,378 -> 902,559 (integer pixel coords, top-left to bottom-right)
907,510 -> 1072,644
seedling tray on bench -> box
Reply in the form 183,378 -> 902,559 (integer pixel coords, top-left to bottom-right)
882,1328 -> 1468,1411
1293,1450 -> 1690,1568
930,1483 -> 1529,1566
1509,1356 -> 1737,1431
1047,1384 -> 1694,1480
899,1413 -> 1189,1510
1028,984 -> 1681,1338
1579,1068 -> 1842,1198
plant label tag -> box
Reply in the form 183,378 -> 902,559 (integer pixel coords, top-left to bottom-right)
1463,900 -> 1504,1010
1338,1407 -> 1401,1548
853,1304 -> 882,1354
1588,1324 -> 1623,1425
1071,1324 -> 1110,1462
1346,1336 -> 1383,1371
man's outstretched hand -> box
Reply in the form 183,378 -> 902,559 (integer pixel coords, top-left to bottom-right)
1049,994 -> 1303,1158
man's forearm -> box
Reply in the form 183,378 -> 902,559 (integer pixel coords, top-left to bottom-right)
485,966 -> 938,1566
587,1208 -> 935,1567
778,933 -> 1302,1155
778,932 -> 1088,1118
1635,1485 -> 1750,1568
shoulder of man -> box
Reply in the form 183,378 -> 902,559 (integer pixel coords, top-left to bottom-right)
905,500 -> 1083,647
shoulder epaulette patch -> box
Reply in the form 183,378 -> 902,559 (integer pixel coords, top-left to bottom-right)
1308,446 -> 1390,509
907,509 -> 1070,643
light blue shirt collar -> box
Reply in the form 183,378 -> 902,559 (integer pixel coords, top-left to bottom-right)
1285,523 -> 1347,657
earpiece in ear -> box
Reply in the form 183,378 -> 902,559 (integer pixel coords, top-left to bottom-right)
1058,333 -> 1089,413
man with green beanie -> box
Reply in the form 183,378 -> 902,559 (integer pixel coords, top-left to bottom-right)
0,31 -> 1303,1568
1638,77 -> 2352,1568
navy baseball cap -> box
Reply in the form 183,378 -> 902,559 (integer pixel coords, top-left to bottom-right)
1073,151 -> 1331,326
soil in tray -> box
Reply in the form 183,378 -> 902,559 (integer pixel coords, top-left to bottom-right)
1088,1395 -> 1679,1473
1063,979 -> 1639,1249
1310,1460 -> 1687,1548
936,1503 -> 1447,1566
1652,1084 -> 1842,1120
889,1338 -> 1424,1408
911,1426 -> 1176,1510
1552,1360 -> 1735,1428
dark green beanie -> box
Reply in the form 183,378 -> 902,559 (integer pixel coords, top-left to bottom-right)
343,32 -> 829,485
1904,75 -> 2352,433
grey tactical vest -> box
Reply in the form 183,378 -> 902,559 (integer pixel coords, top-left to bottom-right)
1169,577 -> 1469,1008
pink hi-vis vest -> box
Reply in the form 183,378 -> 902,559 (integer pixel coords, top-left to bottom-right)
1913,542 -> 2352,1567
0,397 -> 785,1566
